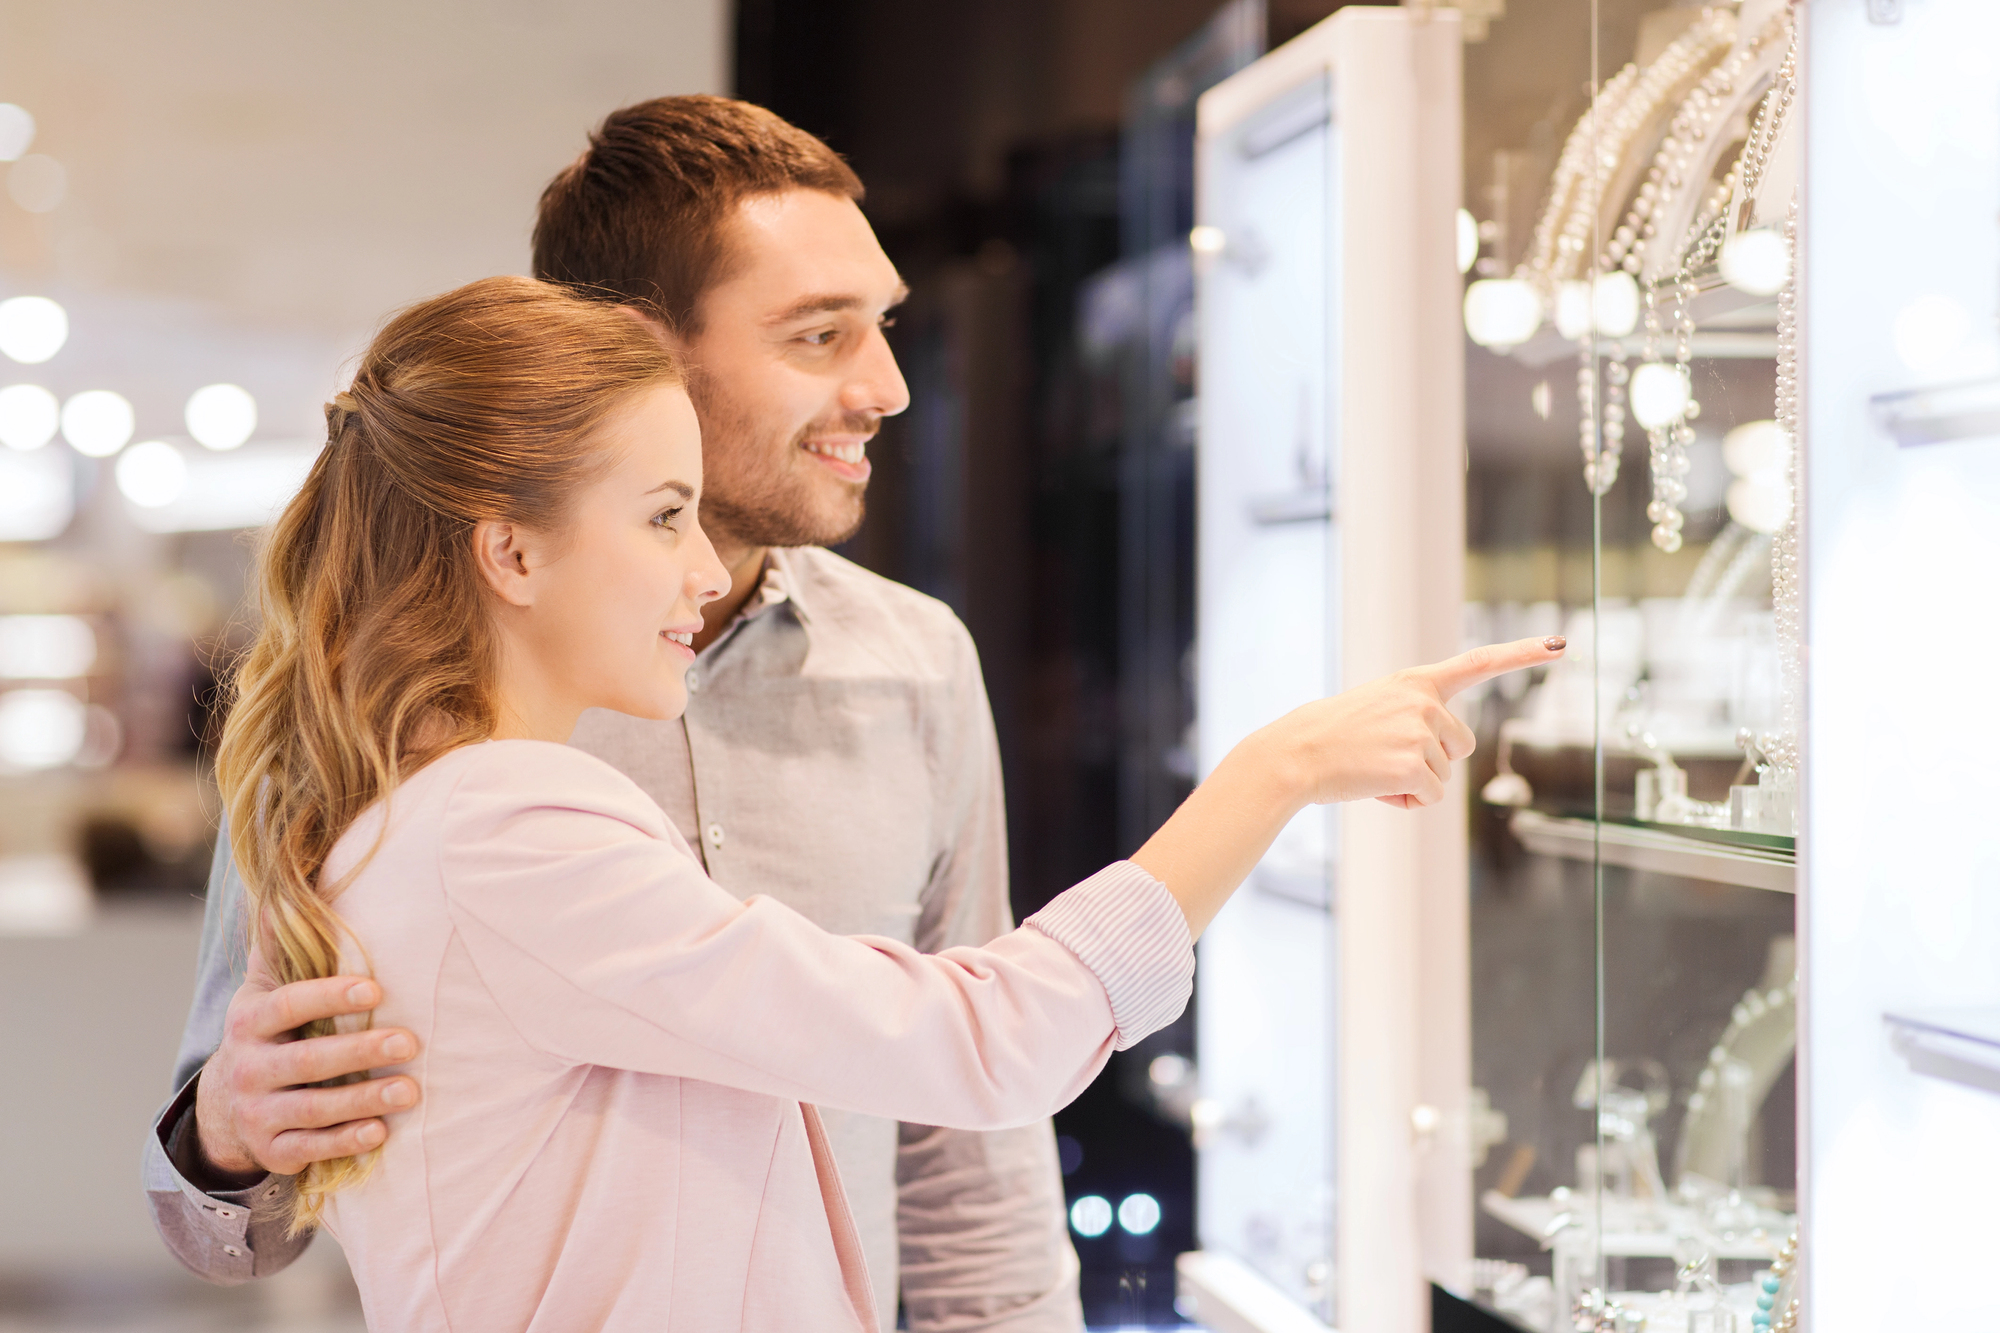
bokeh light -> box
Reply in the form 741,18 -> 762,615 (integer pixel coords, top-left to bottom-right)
0,384 -> 59,450
0,104 -> 34,162
0,688 -> 87,769
60,390 -> 134,457
0,296 -> 69,364
1068,1195 -> 1113,1238
184,383 -> 257,451
1117,1193 -> 1161,1236
116,441 -> 188,508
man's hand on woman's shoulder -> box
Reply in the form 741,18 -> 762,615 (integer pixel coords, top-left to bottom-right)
192,955 -> 422,1182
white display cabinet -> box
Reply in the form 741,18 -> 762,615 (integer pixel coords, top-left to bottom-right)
1182,9 -> 1465,1331
1802,1 -> 2000,1326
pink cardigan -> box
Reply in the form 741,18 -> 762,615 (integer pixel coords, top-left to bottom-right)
315,741 -> 1193,1331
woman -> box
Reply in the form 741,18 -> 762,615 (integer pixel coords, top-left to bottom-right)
218,276 -> 1557,1331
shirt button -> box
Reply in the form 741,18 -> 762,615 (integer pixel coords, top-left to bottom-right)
685,669 -> 699,692
705,823 -> 725,848
223,1245 -> 243,1257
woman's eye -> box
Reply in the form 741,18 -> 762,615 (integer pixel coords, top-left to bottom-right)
652,506 -> 684,530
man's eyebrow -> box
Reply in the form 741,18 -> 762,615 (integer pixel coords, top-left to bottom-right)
766,283 -> 912,325
646,480 -> 695,499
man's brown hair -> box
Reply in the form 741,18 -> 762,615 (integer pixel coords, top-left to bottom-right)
532,95 -> 864,334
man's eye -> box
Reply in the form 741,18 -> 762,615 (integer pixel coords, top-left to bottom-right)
803,329 -> 837,346
878,315 -> 897,330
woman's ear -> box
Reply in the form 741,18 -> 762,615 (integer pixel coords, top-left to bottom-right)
472,519 -> 537,608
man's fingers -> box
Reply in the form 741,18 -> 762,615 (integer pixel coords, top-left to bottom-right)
260,1075 -> 420,1138
1415,636 -> 1566,701
262,1118 -> 391,1175
251,975 -> 384,1040
266,1027 -> 417,1087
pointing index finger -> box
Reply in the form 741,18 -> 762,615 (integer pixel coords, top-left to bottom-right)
1415,636 -> 1566,701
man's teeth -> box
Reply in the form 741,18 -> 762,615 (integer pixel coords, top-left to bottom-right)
804,440 -> 867,465
665,631 -> 694,647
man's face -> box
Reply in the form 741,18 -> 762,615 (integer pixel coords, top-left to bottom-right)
681,189 -> 910,549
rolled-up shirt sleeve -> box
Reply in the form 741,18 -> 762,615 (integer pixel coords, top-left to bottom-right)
142,821 -> 312,1284
437,749 -> 1194,1132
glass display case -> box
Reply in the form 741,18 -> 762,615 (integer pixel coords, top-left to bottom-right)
1185,3 -> 2000,1330
1184,8 -> 1465,1330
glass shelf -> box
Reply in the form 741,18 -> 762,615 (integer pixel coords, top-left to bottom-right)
1885,1008 -> 2000,1097
1508,809 -> 1796,894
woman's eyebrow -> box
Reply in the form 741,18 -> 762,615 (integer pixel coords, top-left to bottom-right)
646,480 -> 695,499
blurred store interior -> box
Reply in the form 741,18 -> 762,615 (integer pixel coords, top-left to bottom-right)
0,0 -> 1931,1328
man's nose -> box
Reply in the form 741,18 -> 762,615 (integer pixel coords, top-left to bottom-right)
841,323 -> 910,419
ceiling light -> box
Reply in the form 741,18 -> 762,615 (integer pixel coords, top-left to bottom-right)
0,688 -> 86,769
1188,225 -> 1226,256
7,154 -> 66,213
116,440 -> 187,508
185,383 -> 257,450
0,296 -> 68,364
1463,279 -> 1542,351
61,390 -> 134,457
0,448 -> 73,540
0,105 -> 33,162
0,616 -> 95,679
0,384 -> 58,450
126,441 -> 317,534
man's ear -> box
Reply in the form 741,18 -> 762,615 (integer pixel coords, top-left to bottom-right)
472,519 -> 537,608
614,304 -> 682,354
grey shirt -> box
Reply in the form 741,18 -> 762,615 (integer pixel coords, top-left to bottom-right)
143,547 -> 1083,1332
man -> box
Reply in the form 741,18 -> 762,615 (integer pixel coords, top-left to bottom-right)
144,96 -> 1083,1332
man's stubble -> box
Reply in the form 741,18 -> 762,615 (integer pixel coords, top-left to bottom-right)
690,374 -> 870,550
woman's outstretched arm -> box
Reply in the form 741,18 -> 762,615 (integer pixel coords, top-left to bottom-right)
1132,636 -> 1564,939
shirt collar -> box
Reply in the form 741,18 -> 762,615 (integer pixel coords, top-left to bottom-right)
726,547 -> 814,633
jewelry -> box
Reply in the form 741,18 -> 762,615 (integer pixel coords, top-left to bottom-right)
1766,195 -> 1802,776
1532,11 -> 1737,500
1760,1229 -> 1801,1331
1522,10 -> 1736,292
1609,8 -> 1792,282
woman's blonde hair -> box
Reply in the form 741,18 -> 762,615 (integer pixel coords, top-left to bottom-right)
215,276 -> 681,1229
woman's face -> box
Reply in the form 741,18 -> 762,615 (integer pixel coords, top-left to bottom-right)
486,382 -> 727,732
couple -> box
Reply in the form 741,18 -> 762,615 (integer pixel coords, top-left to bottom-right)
143,96 -> 1556,1331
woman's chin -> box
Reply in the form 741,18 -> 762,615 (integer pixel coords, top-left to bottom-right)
597,690 -> 687,724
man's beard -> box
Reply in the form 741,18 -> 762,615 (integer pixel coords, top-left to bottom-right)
693,380 -> 871,549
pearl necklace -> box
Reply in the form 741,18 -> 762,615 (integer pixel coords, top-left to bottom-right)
1542,10 -> 1737,496
1637,7 -> 1796,547
1521,10 -> 1736,293
1762,1229 -> 1801,1331
1602,8 -> 1789,281
1765,195 -> 1802,776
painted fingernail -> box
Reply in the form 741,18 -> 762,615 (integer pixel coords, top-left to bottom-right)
1543,636 -> 1566,651
357,1122 -> 386,1146
347,982 -> 377,1006
382,1080 -> 415,1108
381,1034 -> 415,1061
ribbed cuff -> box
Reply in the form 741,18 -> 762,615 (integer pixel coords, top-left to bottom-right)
1024,861 -> 1193,1050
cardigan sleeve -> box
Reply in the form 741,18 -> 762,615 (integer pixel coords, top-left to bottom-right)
437,745 -> 1193,1131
